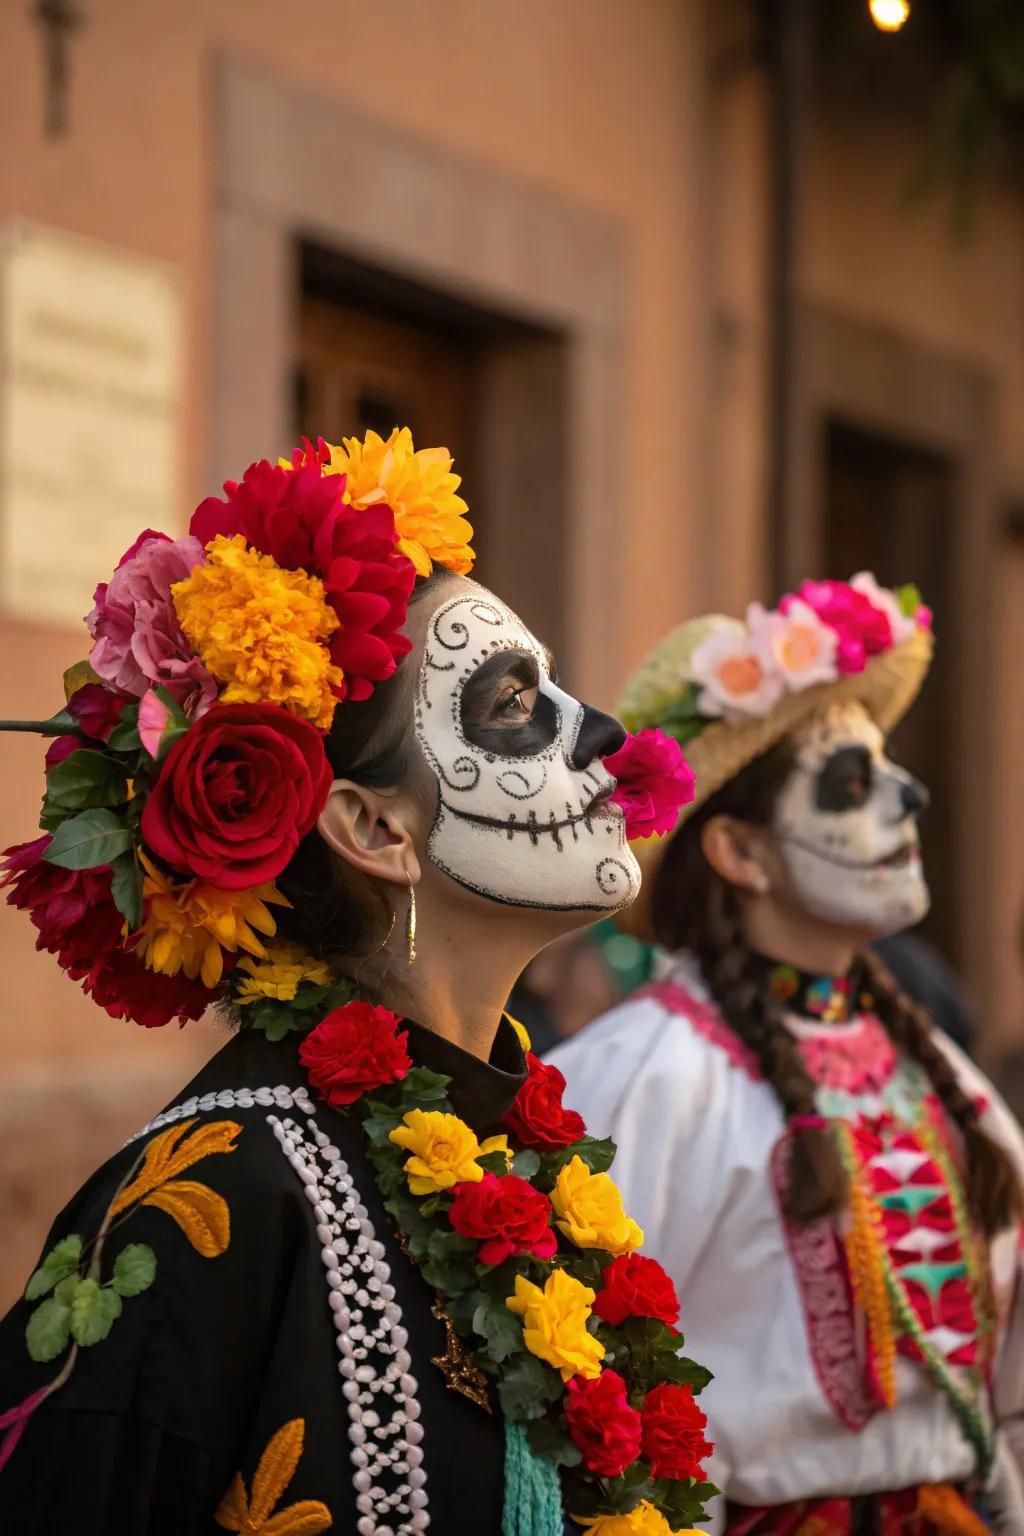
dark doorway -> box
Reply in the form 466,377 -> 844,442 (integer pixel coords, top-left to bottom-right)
823,418 -> 958,965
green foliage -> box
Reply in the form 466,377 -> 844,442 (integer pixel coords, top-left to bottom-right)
43,808 -> 133,870
510,1148 -> 541,1181
24,1235 -> 83,1301
105,704 -> 142,754
110,852 -> 144,930
244,976 -> 357,1042
540,1135 -> 616,1183
472,1299 -> 524,1364
69,1278 -> 123,1347
111,1244 -> 157,1298
26,1297 -> 72,1363
496,1352 -> 565,1421
44,750 -> 130,814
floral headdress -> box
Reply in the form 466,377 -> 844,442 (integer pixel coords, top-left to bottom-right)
615,574 -> 933,933
0,428 -> 474,1031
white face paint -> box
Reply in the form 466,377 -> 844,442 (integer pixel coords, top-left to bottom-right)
772,702 -> 930,937
413,591 -> 641,911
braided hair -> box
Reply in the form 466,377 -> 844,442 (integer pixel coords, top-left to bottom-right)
652,738 -> 1021,1234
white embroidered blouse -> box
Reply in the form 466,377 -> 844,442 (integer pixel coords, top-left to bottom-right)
547,955 -> 1024,1528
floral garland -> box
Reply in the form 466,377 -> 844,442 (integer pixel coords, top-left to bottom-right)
299,1001 -> 717,1534
639,574 -> 933,746
835,1121 -> 993,1475
0,426 -> 692,1032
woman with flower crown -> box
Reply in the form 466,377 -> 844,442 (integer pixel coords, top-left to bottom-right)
0,428 -> 710,1536
549,583 -> 1024,1536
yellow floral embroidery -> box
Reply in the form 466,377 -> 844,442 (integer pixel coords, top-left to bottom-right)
215,1418 -> 331,1535
839,1124 -> 897,1409
112,1118 -> 241,1258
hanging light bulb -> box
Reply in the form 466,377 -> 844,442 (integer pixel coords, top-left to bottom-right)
869,0 -> 910,30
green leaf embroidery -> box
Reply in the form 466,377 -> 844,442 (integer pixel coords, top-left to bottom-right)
69,1278 -> 123,1347
53,1274 -> 81,1306
111,1244 -> 157,1298
24,1234 -> 83,1301
26,1297 -> 72,1363
43,809 -> 134,870
44,749 -> 129,813
110,852 -> 144,930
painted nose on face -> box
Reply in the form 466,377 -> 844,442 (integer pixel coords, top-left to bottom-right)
900,774 -> 930,819
572,705 -> 626,770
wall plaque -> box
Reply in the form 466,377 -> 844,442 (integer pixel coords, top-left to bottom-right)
0,222 -> 182,626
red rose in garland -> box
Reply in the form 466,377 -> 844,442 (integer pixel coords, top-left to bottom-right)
82,945 -> 217,1029
565,1369 -> 643,1477
448,1173 -> 556,1265
67,683 -> 130,743
299,1002 -> 412,1107
640,1382 -> 713,1481
592,1252 -> 681,1330
141,702 -> 332,890
502,1052 -> 585,1149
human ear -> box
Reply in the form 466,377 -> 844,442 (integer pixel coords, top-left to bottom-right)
317,780 -> 423,889
700,815 -> 772,896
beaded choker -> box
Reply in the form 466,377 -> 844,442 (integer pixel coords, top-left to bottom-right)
754,956 -> 872,1024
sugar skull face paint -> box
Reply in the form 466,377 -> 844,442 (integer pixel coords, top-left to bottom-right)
772,702 -> 930,936
414,591 -> 641,910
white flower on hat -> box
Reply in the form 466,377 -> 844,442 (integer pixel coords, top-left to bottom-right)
749,598 -> 838,693
689,618 -> 785,721
850,571 -> 916,644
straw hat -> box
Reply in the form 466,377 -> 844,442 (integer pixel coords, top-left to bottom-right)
615,580 -> 934,938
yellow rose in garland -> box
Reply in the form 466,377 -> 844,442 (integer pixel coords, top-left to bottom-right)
551,1155 -> 644,1256
388,1109 -> 509,1195
506,1269 -> 606,1382
574,1502 -> 676,1534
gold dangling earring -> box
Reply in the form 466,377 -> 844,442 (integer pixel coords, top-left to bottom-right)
406,875 -> 417,967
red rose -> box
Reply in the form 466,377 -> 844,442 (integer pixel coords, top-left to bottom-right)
448,1173 -> 556,1265
565,1369 -> 643,1477
45,736 -> 81,771
640,1383 -> 713,1481
67,683 -> 129,742
141,702 -> 332,889
1,836 -> 123,974
593,1253 -> 681,1330
299,1001 -> 412,1107
82,945 -> 216,1029
502,1052 -> 586,1150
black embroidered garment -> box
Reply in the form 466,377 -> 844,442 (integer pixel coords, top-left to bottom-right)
0,1019 -> 527,1534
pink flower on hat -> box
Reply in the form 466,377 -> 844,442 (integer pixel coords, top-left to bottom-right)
781,579 -> 892,675
87,532 -> 217,716
689,619 -> 784,720
749,598 -> 838,693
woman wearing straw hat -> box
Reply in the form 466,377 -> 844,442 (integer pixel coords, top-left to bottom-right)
0,429 -> 708,1534
549,576 -> 1024,1536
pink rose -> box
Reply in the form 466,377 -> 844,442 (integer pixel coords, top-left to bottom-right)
604,728 -> 696,839
781,580 -> 892,675
87,532 -> 217,715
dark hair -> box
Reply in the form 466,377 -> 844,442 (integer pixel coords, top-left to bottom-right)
653,740 -> 1021,1234
274,569 -> 457,960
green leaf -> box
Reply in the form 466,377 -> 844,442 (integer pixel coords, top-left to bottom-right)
105,713 -> 142,753
111,1243 -> 157,1298
542,1135 -> 616,1180
401,1066 -> 451,1103
472,1300 -> 523,1364
478,1148 -> 511,1175
26,1297 -> 72,1362
110,852 -> 144,930
69,1277 -> 123,1347
524,1414 -> 582,1469
43,809 -> 134,870
53,1274 -> 81,1306
510,1148 -> 541,1181
897,582 -> 923,618
45,749 -> 129,812
496,1353 -> 564,1421
24,1234 -> 83,1300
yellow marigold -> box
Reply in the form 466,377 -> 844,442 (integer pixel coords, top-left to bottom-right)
573,1502 -> 676,1534
388,1109 -> 509,1196
505,1270 -> 605,1382
234,942 -> 333,1005
172,535 -> 341,729
135,853 -> 289,990
320,428 -> 474,578
550,1155 -> 644,1256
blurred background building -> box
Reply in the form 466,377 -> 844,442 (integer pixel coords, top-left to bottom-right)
1,0 -> 1023,1304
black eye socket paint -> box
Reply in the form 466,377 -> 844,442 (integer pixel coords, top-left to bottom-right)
460,649 -> 560,759
815,744 -> 874,813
